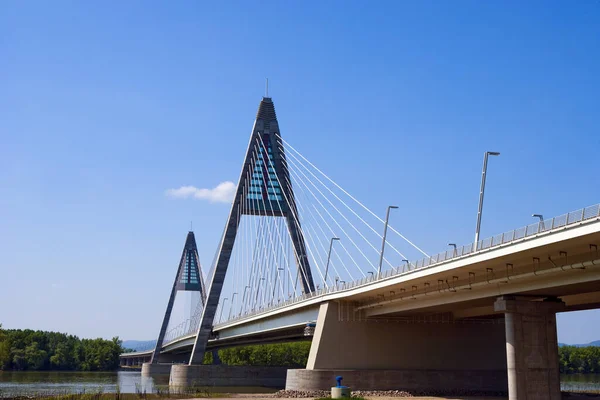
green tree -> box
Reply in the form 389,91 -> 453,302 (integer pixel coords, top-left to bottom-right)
0,324 -> 11,370
11,348 -> 26,370
25,342 -> 47,370
50,342 -> 70,369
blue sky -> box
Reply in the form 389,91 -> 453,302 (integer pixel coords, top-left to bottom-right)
1,1 -> 599,344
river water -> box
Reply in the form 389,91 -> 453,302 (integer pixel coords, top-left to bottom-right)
0,371 -> 278,397
0,371 -> 598,396
0,371 -> 166,396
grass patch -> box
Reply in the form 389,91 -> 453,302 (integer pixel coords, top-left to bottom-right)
0,389 -> 226,400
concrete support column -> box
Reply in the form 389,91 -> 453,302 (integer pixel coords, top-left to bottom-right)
212,349 -> 222,365
494,296 -> 565,400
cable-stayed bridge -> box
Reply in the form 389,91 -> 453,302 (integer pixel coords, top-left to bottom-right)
120,97 -> 600,399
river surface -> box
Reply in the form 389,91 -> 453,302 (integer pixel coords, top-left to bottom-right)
0,371 -> 599,396
561,373 -> 600,393
0,371 -> 277,397
0,371 -> 167,396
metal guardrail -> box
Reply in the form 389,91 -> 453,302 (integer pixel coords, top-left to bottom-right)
168,203 -> 600,340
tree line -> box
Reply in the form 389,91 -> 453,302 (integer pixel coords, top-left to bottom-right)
213,341 -> 311,367
0,325 -> 123,371
559,345 -> 600,374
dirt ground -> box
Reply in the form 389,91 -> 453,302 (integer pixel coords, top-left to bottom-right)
189,397 -> 505,400
190,395 -> 600,400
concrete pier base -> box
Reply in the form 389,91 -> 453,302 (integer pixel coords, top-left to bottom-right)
169,365 -> 288,388
495,296 -> 565,400
286,369 -> 507,394
141,362 -> 173,376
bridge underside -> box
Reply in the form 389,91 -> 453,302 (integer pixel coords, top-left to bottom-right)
122,322 -> 314,367
162,324 -> 311,361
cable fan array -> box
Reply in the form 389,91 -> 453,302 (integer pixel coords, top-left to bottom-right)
214,134 -> 428,324
162,135 -> 428,344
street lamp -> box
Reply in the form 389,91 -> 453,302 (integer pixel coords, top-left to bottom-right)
474,151 -> 500,251
532,214 -> 545,232
241,285 -> 251,313
273,267 -> 285,299
228,292 -> 238,321
259,277 -> 266,306
378,205 -> 399,278
448,243 -> 457,257
324,237 -> 340,287
218,297 -> 228,324
401,259 -> 409,272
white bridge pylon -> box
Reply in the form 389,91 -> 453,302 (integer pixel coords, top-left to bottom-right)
181,97 -> 427,364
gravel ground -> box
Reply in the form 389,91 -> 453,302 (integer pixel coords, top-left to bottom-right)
216,389 -> 600,400
197,393 -> 600,400
273,390 -> 413,398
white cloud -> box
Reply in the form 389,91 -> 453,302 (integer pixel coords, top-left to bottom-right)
165,181 -> 236,203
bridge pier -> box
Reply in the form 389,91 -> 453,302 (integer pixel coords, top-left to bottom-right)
169,365 -> 287,388
494,296 -> 565,400
287,301 -> 508,394
142,362 -> 173,375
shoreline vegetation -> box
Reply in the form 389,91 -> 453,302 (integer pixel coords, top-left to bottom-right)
209,342 -> 310,367
560,346 -> 600,374
0,326 -> 122,372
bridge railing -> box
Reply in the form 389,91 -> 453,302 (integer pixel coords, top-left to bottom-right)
208,203 -> 600,331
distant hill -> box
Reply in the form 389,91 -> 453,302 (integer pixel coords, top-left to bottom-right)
559,340 -> 600,347
122,340 -> 156,351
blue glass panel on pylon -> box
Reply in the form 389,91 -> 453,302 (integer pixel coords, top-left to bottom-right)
176,248 -> 202,291
244,133 -> 287,214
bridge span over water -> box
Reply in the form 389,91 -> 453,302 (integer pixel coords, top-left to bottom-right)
120,96 -> 600,400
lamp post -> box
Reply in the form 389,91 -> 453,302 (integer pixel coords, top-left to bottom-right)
324,237 -> 340,287
378,205 -> 399,278
218,297 -> 228,324
448,243 -> 457,257
228,292 -> 238,321
532,214 -> 545,232
258,277 -> 266,307
474,151 -> 500,251
401,259 -> 409,272
273,267 -> 285,299
241,285 -> 250,314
